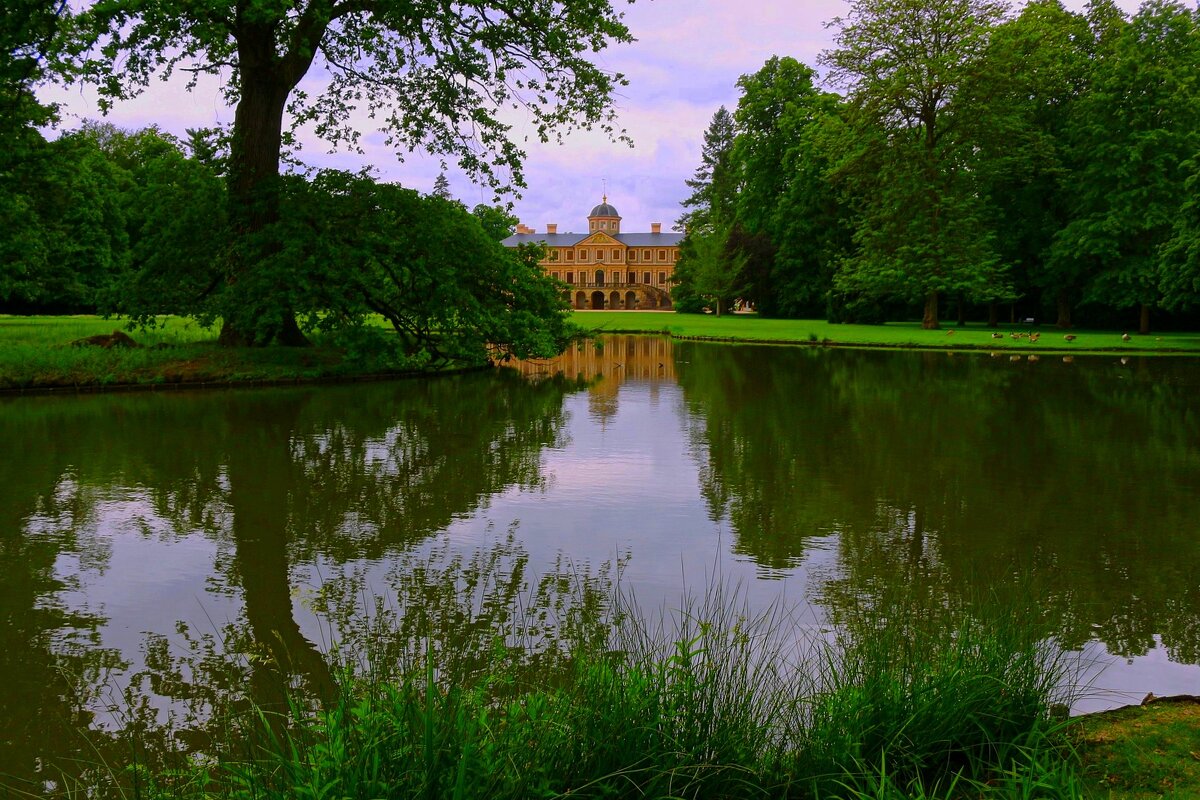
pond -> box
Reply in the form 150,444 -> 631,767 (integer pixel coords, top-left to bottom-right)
2,335 -> 1199,785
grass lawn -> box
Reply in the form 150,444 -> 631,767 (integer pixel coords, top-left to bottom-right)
1073,698 -> 1200,799
0,315 -> 363,391
573,311 -> 1200,354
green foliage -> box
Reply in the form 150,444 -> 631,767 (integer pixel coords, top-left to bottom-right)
2,130 -> 132,309
471,203 -> 519,242
1052,0 -> 1200,330
961,0 -> 1093,326
58,564 -> 1084,800
676,105 -> 737,235
271,171 -> 578,365
821,0 -> 1011,328
732,57 -> 846,318
672,225 -> 745,316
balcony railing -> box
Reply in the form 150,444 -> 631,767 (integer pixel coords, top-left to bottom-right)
560,281 -> 669,291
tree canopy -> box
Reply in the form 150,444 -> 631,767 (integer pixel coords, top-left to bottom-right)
58,0 -> 635,345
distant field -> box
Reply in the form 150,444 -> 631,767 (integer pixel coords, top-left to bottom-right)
573,311 -> 1200,354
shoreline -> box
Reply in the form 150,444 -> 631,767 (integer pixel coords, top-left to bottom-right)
591,328 -> 1200,356
0,363 -> 486,398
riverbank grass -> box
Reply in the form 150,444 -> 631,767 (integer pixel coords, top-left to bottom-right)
92,583 -> 1086,800
575,312 -> 1200,354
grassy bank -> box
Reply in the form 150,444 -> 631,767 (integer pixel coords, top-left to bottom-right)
575,312 -> 1200,354
61,570 -> 1091,800
0,315 -> 428,391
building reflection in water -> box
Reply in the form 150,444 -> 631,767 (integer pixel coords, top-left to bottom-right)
511,335 -> 675,421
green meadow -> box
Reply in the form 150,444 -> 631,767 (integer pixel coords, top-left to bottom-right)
574,312 -> 1200,354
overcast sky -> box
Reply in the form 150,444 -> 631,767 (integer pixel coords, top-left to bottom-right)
41,0 -> 1143,235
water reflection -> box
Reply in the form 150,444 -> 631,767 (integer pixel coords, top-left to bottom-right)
0,371 -> 580,790
2,338 -> 1200,789
673,343 -> 1200,667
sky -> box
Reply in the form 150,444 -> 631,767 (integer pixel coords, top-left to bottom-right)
40,0 -> 1143,236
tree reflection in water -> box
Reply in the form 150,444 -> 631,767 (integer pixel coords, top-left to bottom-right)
674,343 -> 1200,666
0,370 -> 584,793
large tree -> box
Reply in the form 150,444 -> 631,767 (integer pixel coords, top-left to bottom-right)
1051,0 -> 1200,334
67,0 -> 634,345
959,0 -> 1092,327
821,0 -> 1009,329
731,56 -> 844,317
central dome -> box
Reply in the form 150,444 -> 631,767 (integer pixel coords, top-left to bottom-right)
589,202 -> 620,218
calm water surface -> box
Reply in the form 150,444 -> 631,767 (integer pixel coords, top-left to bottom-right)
3,336 -> 1199,782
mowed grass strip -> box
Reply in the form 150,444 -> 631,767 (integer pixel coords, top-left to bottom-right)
573,311 -> 1200,354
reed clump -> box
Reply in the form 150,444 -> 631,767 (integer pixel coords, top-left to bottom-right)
64,564 -> 1086,800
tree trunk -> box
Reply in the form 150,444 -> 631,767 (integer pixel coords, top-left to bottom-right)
1055,291 -> 1072,329
1139,303 -> 1150,335
987,301 -> 998,328
956,295 -> 966,327
922,290 -> 939,329
221,36 -> 311,347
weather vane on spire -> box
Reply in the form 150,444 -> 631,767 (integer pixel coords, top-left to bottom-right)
602,178 -> 607,204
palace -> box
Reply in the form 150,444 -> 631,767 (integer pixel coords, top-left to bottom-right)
501,198 -> 683,309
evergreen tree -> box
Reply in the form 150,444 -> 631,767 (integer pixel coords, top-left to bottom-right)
432,171 -> 452,200
676,106 -> 737,234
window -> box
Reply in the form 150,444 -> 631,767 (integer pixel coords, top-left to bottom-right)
629,250 -> 637,262
551,271 -> 560,280
579,250 -> 588,262
548,249 -> 559,261
565,251 -> 574,262
566,271 -> 574,283
612,249 -> 620,261
672,251 -> 679,261
643,271 -> 651,284
628,271 -> 636,283
658,250 -> 666,262
600,221 -> 607,229
659,272 -> 667,285
643,249 -> 651,261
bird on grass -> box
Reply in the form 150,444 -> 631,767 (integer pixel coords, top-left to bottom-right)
1064,334 -> 1077,342
991,332 -> 1004,339
1122,332 -> 1131,342
946,329 -> 954,336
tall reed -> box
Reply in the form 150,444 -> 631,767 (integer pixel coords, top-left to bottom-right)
45,553 -> 1086,800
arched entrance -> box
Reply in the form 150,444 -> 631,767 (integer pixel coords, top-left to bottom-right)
590,290 -> 606,309
575,291 -> 586,309
594,269 -> 605,286
609,290 -> 621,309
625,291 -> 637,309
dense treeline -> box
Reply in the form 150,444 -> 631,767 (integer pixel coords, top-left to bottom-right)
0,122 -> 573,365
673,0 -> 1200,332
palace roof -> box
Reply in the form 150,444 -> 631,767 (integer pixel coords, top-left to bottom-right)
502,231 -> 685,248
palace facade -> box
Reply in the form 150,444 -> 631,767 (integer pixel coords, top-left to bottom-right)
501,199 -> 683,309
